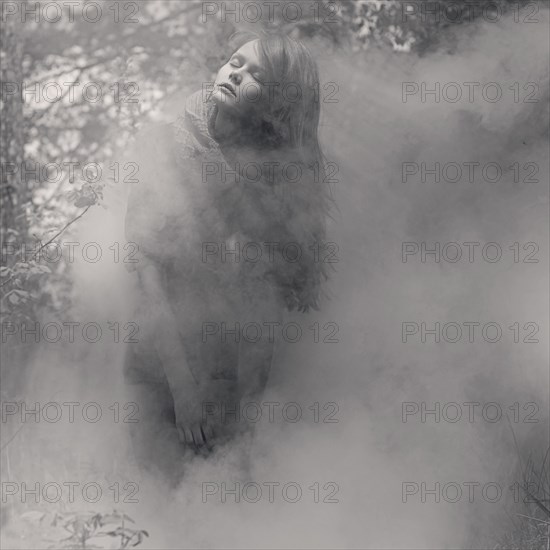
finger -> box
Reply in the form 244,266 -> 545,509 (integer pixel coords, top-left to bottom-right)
202,424 -> 215,443
177,424 -> 192,446
191,423 -> 205,448
184,426 -> 194,446
201,425 -> 216,452
176,425 -> 186,444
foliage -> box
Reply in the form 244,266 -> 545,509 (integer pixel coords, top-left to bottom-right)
495,448 -> 550,550
17,509 -> 148,549
50,510 -> 148,549
1,0 -> 530,330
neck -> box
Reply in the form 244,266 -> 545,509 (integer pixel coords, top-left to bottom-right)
211,108 -> 241,144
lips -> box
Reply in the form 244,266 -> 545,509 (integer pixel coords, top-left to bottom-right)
218,82 -> 236,98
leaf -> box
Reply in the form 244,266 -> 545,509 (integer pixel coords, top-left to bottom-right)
29,264 -> 51,276
132,530 -> 149,546
104,527 -> 137,537
15,262 -> 30,272
74,194 -> 97,207
100,511 -> 135,525
69,183 -> 100,208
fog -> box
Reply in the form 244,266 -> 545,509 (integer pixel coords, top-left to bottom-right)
3,6 -> 549,549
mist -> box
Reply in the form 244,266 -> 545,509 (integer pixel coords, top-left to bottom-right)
3,6 -> 549,549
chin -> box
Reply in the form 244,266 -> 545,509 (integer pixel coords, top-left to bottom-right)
210,88 -> 238,107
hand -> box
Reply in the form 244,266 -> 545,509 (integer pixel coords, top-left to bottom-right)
175,388 -> 217,453
176,380 -> 244,453
176,422 -> 215,454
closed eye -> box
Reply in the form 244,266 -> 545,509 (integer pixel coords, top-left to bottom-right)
229,57 -> 241,68
228,53 -> 265,83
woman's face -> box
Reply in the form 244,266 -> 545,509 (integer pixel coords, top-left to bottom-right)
211,40 -> 268,116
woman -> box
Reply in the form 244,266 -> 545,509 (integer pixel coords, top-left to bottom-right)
124,32 -> 333,480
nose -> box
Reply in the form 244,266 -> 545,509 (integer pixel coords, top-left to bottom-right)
229,71 -> 242,86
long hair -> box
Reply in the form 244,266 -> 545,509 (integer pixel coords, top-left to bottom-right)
227,32 -> 324,164
219,32 -> 336,311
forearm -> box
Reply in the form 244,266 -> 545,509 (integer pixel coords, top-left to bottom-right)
136,261 -> 200,398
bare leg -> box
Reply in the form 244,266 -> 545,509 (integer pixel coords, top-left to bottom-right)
234,330 -> 277,443
238,337 -> 276,404
123,344 -> 187,483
